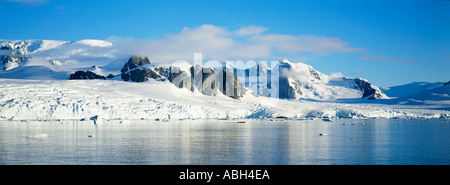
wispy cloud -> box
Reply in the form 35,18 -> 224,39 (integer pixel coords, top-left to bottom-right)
110,24 -> 364,63
234,25 -> 269,37
360,55 -> 416,63
249,34 -> 366,55
5,0 -> 49,5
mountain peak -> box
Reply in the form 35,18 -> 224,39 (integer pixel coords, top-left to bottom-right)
280,58 -> 290,63
279,58 -> 293,66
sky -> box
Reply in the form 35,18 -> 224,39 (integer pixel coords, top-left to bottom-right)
0,0 -> 449,87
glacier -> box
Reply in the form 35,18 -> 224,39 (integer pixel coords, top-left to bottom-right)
0,39 -> 449,121
1,78 -> 448,121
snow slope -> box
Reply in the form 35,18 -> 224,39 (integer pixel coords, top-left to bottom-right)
1,39 -> 119,77
392,83 -> 450,107
382,82 -> 446,98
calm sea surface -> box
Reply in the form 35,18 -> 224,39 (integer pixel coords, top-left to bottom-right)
0,119 -> 449,165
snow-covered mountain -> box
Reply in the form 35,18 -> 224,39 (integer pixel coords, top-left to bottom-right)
382,82 -> 446,98
0,39 -> 388,101
228,58 -> 387,100
383,82 -> 450,108
0,39 -> 448,121
0,39 -> 118,79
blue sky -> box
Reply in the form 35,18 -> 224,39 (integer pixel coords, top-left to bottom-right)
0,0 -> 449,87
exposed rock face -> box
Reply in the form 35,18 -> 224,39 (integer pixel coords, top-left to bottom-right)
118,56 -> 226,97
309,67 -> 321,81
278,75 -> 297,99
122,68 -> 162,82
70,71 -> 106,80
277,61 -> 299,99
168,66 -> 194,91
154,66 -> 169,77
120,56 -> 165,82
218,69 -> 246,99
191,65 -> 218,96
1,42 -> 30,70
67,55 -> 387,100
120,55 -> 151,73
353,78 -> 388,99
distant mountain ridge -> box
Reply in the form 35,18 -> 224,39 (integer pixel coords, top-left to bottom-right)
380,81 -> 450,107
382,82 -> 446,98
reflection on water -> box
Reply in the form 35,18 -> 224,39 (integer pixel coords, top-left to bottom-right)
0,119 -> 449,165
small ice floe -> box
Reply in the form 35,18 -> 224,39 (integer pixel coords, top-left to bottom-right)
319,133 -> 329,136
26,133 -> 48,139
322,118 -> 333,122
119,119 -> 130,124
88,134 -> 95,138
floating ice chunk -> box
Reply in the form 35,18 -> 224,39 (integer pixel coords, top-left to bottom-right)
26,133 -> 48,139
119,119 -> 130,124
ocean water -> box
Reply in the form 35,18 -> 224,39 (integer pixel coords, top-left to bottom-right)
0,118 -> 449,165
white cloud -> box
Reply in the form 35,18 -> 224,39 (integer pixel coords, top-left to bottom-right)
111,24 -> 364,63
234,25 -> 268,37
249,34 -> 365,55
329,72 -> 344,79
105,35 -> 123,43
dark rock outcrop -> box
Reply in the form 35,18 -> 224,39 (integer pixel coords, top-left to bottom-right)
168,66 -> 194,91
70,71 -> 106,80
120,56 -> 165,82
120,55 -> 151,73
309,67 -> 321,81
278,75 -> 297,99
277,61 -> 298,99
191,65 -> 218,96
1,42 -> 30,70
353,78 -> 388,99
218,69 -> 246,99
107,74 -> 115,78
121,68 -> 162,82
